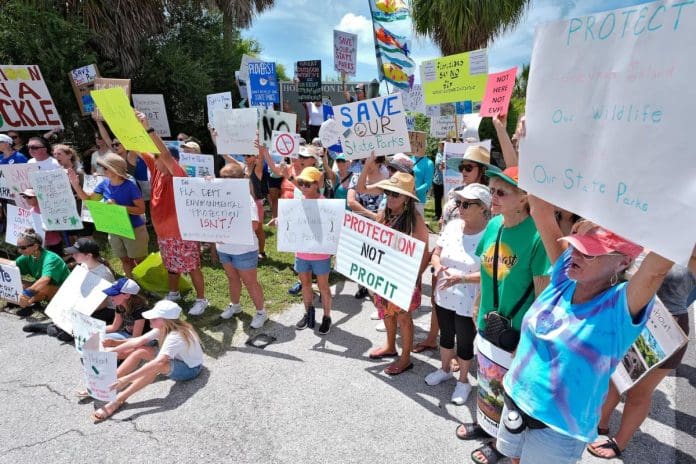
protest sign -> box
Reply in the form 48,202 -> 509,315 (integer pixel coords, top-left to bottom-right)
91,77 -> 131,121
430,115 -> 457,139
173,177 -> 254,244
400,84 -> 426,114
91,87 -> 158,153
84,201 -> 135,239
0,163 -> 39,207
45,266 -> 110,334
248,62 -> 279,107
277,199 -> 345,253
476,337 -> 514,437
443,140 -> 492,196
421,50 -> 488,105
0,65 -> 63,131
334,30 -> 358,76
80,175 -> 104,222
258,109 -> 297,149
460,113 -> 483,141
29,169 -> 82,231
318,119 -> 341,148
68,64 -> 100,116
296,60 -> 322,103
179,153 -> 215,177
271,131 -> 301,158
333,94 -> 410,159
0,263 -> 22,304
235,71 -> 248,100
5,205 -> 36,245
408,131 -> 426,156
519,1 -> 696,263
426,105 -> 440,118
479,67 -> 517,117
132,94 -> 171,137
71,311 -> 106,355
280,81 -> 366,127
82,333 -> 117,402
239,54 -> 258,84
206,91 -> 233,127
335,211 -> 425,309
213,108 -> 257,155
405,115 -> 416,132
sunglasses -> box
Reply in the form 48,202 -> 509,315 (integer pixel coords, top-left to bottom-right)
384,190 -> 402,198
570,246 -> 623,261
335,159 -> 347,163
112,142 -> 121,148
28,145 -> 45,150
297,180 -> 315,188
458,163 -> 478,173
9,135 -> 19,139
489,187 -> 511,198
17,244 -> 34,250
455,200 -> 478,209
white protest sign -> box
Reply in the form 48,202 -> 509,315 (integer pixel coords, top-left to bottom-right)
5,204 -> 34,246
173,177 -> 254,244
80,175 -> 104,222
334,30 -> 358,76
335,211 -> 425,309
0,263 -> 22,304
333,94 -> 411,159
0,163 -> 39,207
214,108 -> 258,155
519,1 -> 696,263
179,153 -> 215,177
71,311 -> 106,355
277,199 -> 345,253
0,65 -> 63,131
400,84 -> 426,114
318,119 -> 341,148
443,140 -> 492,196
258,109 -> 296,149
82,333 -> 117,402
132,94 -> 171,137
271,131 -> 301,158
239,54 -> 259,84
430,115 -> 457,139
29,169 -> 82,231
45,266 -> 110,334
460,113 -> 483,140
206,91 -> 233,127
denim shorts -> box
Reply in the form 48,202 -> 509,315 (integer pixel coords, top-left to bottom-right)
496,404 -> 586,463
168,359 -> 202,381
103,330 -> 130,341
294,257 -> 331,276
218,250 -> 258,270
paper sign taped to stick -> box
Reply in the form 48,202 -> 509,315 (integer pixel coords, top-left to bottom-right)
5,204 -> 40,246
259,109 -> 296,148
173,177 -> 254,244
91,77 -> 131,121
206,92 -> 233,127
71,311 -> 106,355
277,199 -> 345,253
214,108 -> 258,155
271,131 -> 301,158
80,175 -> 104,222
248,61 -> 279,107
399,84 -> 426,114
29,169 -> 82,231
421,50 -> 488,105
430,115 -> 457,139
333,94 -> 410,159
179,153 -> 214,177
408,131 -> 426,156
132,94 -> 171,137
84,201 -> 135,239
519,0 -> 696,263
335,211 -> 425,309
82,333 -> 117,402
0,163 -> 39,207
0,65 -> 63,131
68,64 -> 100,115
0,263 -> 22,304
91,87 -> 158,153
45,266 -> 110,334
476,336 -> 514,437
443,140 -> 492,196
334,30 -> 358,76
479,67 -> 517,117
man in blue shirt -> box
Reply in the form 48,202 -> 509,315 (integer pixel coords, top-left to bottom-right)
0,134 -> 29,165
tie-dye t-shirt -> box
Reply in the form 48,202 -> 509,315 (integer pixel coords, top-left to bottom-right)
503,248 -> 652,442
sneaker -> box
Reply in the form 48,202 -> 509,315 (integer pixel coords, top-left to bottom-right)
250,311 -> 268,329
369,311 -> 380,320
46,323 -> 60,337
451,381 -> 472,405
22,322 -> 50,333
56,330 -> 74,342
318,316 -> 331,335
16,306 -> 35,318
307,306 -> 316,329
188,298 -> 209,316
288,281 -> 302,295
296,312 -> 310,330
220,303 -> 242,319
354,286 -> 369,299
375,320 -> 386,332
165,291 -> 181,302
425,368 -> 454,386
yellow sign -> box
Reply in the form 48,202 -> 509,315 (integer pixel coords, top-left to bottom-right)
421,49 -> 489,105
90,87 -> 158,153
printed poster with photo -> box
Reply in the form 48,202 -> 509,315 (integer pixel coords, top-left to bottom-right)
475,336 -> 513,437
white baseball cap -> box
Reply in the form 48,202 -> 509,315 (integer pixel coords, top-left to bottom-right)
0,134 -> 13,145
142,300 -> 182,320
454,183 -> 492,208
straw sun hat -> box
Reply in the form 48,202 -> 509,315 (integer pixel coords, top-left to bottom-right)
367,171 -> 419,200
96,152 -> 129,178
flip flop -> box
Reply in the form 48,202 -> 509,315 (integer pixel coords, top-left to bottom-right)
587,437 -> 623,459
368,350 -> 398,360
91,401 -> 123,423
75,389 -> 90,399
456,422 -> 488,440
412,342 -> 438,353
471,441 -> 503,464
384,362 -> 414,376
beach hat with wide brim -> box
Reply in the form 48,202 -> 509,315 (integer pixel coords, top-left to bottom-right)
366,172 -> 419,200
445,145 -> 494,172
96,152 -> 129,179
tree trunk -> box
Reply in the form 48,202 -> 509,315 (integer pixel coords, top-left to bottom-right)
222,9 -> 234,50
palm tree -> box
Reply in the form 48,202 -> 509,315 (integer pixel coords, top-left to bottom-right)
513,63 -> 530,98
411,0 -> 531,56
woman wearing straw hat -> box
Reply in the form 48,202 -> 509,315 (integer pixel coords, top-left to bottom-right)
366,171 -> 430,375
68,152 -> 149,279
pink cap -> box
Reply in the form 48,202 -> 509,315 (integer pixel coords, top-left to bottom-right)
560,228 -> 643,259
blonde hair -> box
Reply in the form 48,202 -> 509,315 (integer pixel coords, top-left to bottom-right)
161,319 -> 200,348
53,144 -> 82,172
220,162 -> 245,179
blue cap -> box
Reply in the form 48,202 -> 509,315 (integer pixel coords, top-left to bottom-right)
103,277 -> 141,296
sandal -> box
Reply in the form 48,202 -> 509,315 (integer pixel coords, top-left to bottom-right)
91,400 -> 123,423
471,441 -> 503,464
587,437 -> 623,459
384,362 -> 414,376
75,389 -> 90,399
368,348 -> 399,360
456,422 -> 488,440
412,342 -> 438,353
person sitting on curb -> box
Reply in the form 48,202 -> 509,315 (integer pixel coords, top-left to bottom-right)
102,278 -> 151,353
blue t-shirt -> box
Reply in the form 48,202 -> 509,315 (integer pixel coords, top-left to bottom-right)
411,155 -> 434,203
504,248 -> 652,442
94,178 -> 145,228
432,152 -> 444,185
0,151 -> 28,165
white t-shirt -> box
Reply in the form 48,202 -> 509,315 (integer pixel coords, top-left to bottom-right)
159,330 -> 204,368
216,194 -> 259,256
307,103 -> 323,126
28,157 -> 60,170
434,219 -> 483,316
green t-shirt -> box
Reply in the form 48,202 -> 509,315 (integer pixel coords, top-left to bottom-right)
16,250 -> 70,286
475,214 -> 550,331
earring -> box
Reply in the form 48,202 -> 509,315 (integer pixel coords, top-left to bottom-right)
610,273 -> 619,286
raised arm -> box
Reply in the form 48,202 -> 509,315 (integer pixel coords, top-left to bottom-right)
321,148 -> 336,184
627,251 -> 674,317
492,114 -> 518,168
528,194 -> 566,265
68,168 -> 98,200
93,115 -> 113,147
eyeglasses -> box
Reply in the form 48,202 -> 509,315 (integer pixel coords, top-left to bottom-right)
112,142 -> 121,148
17,244 -> 34,250
9,134 -> 19,140
458,163 -> 478,173
570,246 -> 623,261
489,187 -> 511,198
455,200 -> 478,209
384,190 -> 402,198
28,145 -> 45,150
335,159 -> 347,164
297,180 -> 315,188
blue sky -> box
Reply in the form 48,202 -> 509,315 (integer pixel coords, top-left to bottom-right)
242,0 -> 649,84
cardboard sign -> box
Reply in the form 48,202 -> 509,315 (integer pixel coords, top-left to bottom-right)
334,30 -> 357,76
84,201 -> 135,239
0,163 -> 39,207
45,266 -> 110,334
82,333 -> 117,402
0,65 -> 63,130
248,61 -> 279,107
68,64 -> 100,116
296,60 -> 322,103
443,140 -> 492,196
0,263 -> 22,304
179,153 -> 215,177
91,87 -> 158,153
277,199 -> 345,253
206,91 -> 233,127
271,131 -> 301,158
29,169 -> 82,231
430,115 -> 457,139
421,50 -> 488,105
333,94 -> 411,159
258,109 -> 297,149
476,337 -> 514,437
335,211 -> 425,309
408,131 -> 426,156
91,77 -> 131,121
479,67 -> 517,117
173,177 -> 254,244
400,84 -> 426,114
519,1 -> 696,263
132,94 -> 171,137
214,108 -> 258,155
71,311 -> 106,355
80,175 -> 104,222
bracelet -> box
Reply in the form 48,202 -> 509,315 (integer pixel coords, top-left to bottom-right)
23,288 -> 35,297
146,127 -> 156,134
461,274 -> 467,284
